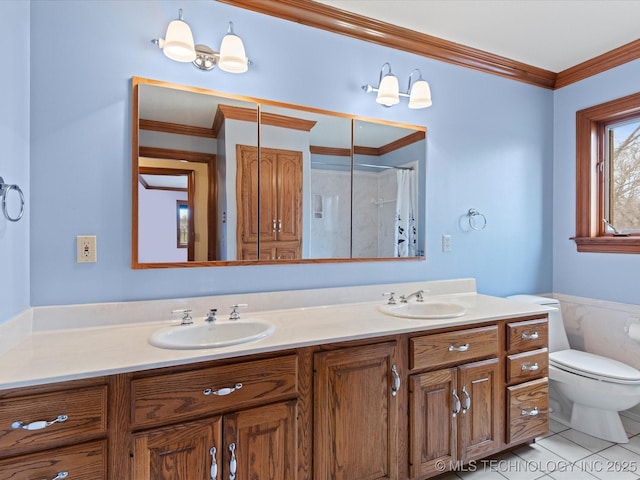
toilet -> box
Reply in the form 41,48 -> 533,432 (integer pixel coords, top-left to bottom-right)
508,294 -> 640,443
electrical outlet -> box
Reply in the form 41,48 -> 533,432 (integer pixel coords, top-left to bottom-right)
442,234 -> 452,252
77,235 -> 97,263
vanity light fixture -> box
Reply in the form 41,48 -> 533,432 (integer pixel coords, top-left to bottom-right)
152,9 -> 249,73
362,63 -> 432,109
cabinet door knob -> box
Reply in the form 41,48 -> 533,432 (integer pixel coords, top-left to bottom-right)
228,443 -> 237,480
11,414 -> 68,431
452,389 -> 461,417
461,386 -> 471,414
203,383 -> 243,396
390,364 -> 401,397
210,446 -> 217,480
448,343 -> 469,352
521,331 -> 539,340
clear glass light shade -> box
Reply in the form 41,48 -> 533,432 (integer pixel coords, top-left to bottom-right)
408,80 -> 432,109
218,34 -> 248,73
162,19 -> 196,62
376,74 -> 400,106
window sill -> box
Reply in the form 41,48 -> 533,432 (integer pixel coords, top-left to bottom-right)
572,236 -> 640,254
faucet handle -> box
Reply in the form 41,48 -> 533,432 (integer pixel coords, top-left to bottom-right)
382,292 -> 397,305
171,308 -> 193,325
229,304 -> 248,320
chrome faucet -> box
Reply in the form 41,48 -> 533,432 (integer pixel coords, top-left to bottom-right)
205,309 -> 217,323
172,308 -> 193,325
229,303 -> 248,320
400,290 -> 424,303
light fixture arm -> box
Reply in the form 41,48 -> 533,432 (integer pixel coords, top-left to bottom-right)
407,69 -> 424,93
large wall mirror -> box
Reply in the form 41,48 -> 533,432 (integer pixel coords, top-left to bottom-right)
132,77 -> 426,268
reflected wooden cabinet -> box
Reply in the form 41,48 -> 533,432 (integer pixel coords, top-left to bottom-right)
237,145 -> 302,260
133,401 -> 296,480
314,342 -> 400,480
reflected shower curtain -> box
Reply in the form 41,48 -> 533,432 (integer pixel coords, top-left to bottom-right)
394,169 -> 417,257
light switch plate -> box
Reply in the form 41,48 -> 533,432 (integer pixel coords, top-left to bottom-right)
77,235 -> 97,263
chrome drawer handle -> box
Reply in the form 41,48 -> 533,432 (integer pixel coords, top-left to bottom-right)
391,365 -> 401,397
448,343 -> 469,352
521,406 -> 540,416
452,389 -> 461,418
203,383 -> 243,396
521,362 -> 539,371
11,414 -> 68,430
49,473 -> 69,480
210,446 -> 218,480
228,443 -> 237,480
521,331 -> 539,340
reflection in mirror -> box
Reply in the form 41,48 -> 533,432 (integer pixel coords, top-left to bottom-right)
352,120 -> 426,258
259,105 -> 352,260
133,77 -> 426,268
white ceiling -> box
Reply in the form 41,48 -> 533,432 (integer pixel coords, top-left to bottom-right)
315,0 -> 640,72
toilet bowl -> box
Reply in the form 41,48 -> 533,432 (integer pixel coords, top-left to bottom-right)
508,294 -> 640,443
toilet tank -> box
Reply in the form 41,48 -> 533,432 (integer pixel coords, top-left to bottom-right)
506,294 -> 571,352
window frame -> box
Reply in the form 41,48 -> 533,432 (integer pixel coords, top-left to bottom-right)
574,91 -> 640,253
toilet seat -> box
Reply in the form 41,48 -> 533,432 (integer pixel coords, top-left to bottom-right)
550,349 -> 640,385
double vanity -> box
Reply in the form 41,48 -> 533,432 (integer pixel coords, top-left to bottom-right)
0,279 -> 551,479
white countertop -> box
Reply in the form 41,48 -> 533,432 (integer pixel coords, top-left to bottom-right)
0,279 -> 551,390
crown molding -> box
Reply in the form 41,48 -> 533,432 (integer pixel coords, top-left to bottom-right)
220,0 -> 640,90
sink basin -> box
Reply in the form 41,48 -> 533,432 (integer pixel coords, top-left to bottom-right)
149,320 -> 275,350
378,301 -> 466,319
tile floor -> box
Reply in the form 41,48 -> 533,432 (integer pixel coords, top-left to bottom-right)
437,415 -> 640,480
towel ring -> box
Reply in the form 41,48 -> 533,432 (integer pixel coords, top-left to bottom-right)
467,208 -> 486,231
0,176 -> 25,222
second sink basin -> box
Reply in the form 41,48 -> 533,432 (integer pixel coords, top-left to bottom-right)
149,320 -> 275,350
379,301 -> 466,319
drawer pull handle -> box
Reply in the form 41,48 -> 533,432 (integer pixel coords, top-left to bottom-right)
521,362 -> 539,371
391,365 -> 401,397
49,472 -> 69,480
448,343 -> 469,352
210,446 -> 217,480
521,331 -> 539,340
228,442 -> 237,480
203,383 -> 243,396
461,386 -> 471,414
521,406 -> 540,417
452,389 -> 461,418
11,414 -> 68,430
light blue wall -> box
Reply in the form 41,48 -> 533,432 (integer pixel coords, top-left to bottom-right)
553,59 -> 640,305
0,1 -> 30,322
23,0 -> 553,308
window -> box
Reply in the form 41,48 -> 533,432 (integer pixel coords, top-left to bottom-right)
177,200 -> 189,248
574,91 -> 640,253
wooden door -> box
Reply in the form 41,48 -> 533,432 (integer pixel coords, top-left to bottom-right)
458,358 -> 501,463
314,342 -> 399,480
223,401 -> 297,480
275,150 -> 302,242
132,417 -> 222,480
237,145 -> 260,245
409,368 -> 457,479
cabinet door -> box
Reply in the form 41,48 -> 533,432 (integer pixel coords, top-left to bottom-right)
133,417 -> 222,480
409,368 -> 457,479
275,150 -> 302,243
223,400 -> 297,480
237,145 -> 261,245
458,358 -> 501,463
314,342 -> 399,480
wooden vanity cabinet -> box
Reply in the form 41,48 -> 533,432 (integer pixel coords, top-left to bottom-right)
0,377 -> 109,480
314,341 -> 401,480
408,325 -> 501,479
129,354 -> 299,480
504,317 -> 549,446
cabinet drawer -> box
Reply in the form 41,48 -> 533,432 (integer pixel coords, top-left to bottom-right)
506,349 -> 548,384
410,325 -> 498,370
0,439 -> 107,480
506,318 -> 548,354
506,378 -> 549,445
0,386 -> 108,458
132,355 -> 298,428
